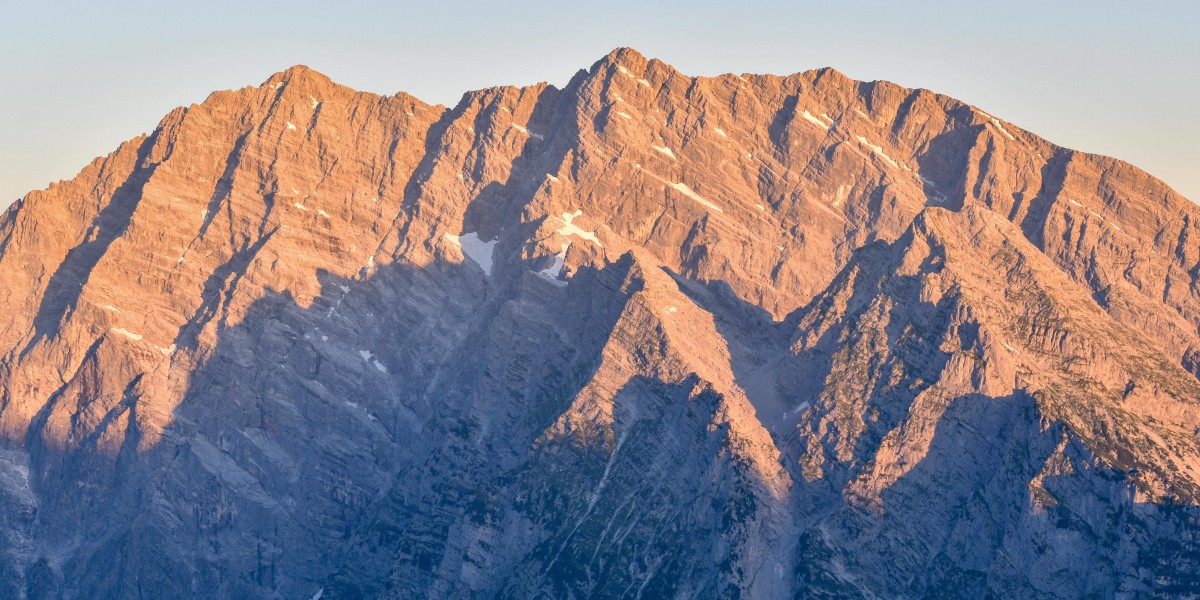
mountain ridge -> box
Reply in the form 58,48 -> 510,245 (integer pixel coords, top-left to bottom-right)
0,47 -> 1198,598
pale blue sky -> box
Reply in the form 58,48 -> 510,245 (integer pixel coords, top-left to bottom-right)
2,1 -> 1197,206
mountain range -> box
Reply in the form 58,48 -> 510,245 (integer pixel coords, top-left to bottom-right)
1,48 -> 1198,598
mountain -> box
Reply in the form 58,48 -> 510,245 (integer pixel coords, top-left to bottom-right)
0,47 -> 1198,598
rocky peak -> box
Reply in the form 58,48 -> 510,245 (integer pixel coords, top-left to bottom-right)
263,63 -> 334,89
590,46 -> 649,73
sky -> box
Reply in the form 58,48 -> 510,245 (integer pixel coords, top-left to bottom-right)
2,1 -> 1197,207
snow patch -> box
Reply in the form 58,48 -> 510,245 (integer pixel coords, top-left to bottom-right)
286,121 -> 297,131
615,111 -> 633,120
537,242 -> 570,286
988,118 -> 1016,141
372,360 -> 388,373
99,304 -> 121,313
782,402 -> 811,419
1069,199 -> 1083,207
358,350 -> 373,361
111,328 -> 143,342
537,248 -> 568,278
310,96 -> 320,109
448,232 -> 498,275
819,113 -> 834,124
833,184 -> 848,208
510,123 -> 544,140
652,145 -> 677,159
669,182 -> 723,213
755,203 -> 766,212
665,306 -> 678,314
638,78 -> 651,87
293,203 -> 307,211
556,210 -> 603,246
919,177 -> 947,204
801,110 -> 829,130
713,127 -> 727,137
318,209 -> 331,218
343,400 -> 379,422
855,136 -> 899,169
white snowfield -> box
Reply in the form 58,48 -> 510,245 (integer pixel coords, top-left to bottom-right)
855,136 -> 899,169
536,244 -> 570,287
988,118 -> 1017,141
556,210 -> 603,246
111,327 -> 143,342
510,124 -> 544,141
670,182 -> 723,213
446,232 -> 498,275
652,145 -> 677,159
801,110 -> 830,130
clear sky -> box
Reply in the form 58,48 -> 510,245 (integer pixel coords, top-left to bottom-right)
2,1 -> 1197,207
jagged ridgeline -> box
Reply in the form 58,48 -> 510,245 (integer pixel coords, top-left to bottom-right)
1,48 -> 1198,598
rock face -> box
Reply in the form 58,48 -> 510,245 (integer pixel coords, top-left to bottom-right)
0,48 -> 1198,598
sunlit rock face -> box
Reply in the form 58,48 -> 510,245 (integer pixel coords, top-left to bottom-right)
1,48 -> 1199,598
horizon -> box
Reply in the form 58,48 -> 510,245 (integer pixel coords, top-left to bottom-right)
3,1 -> 1198,206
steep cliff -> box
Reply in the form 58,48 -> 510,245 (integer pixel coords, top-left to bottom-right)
0,48 -> 1197,598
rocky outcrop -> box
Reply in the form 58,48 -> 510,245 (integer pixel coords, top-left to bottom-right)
0,48 -> 1197,598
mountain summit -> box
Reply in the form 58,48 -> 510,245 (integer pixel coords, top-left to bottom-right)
0,49 -> 1198,598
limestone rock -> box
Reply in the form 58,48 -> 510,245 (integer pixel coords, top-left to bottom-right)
0,48 -> 1198,598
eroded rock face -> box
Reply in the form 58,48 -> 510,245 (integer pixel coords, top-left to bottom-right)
0,48 -> 1198,598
